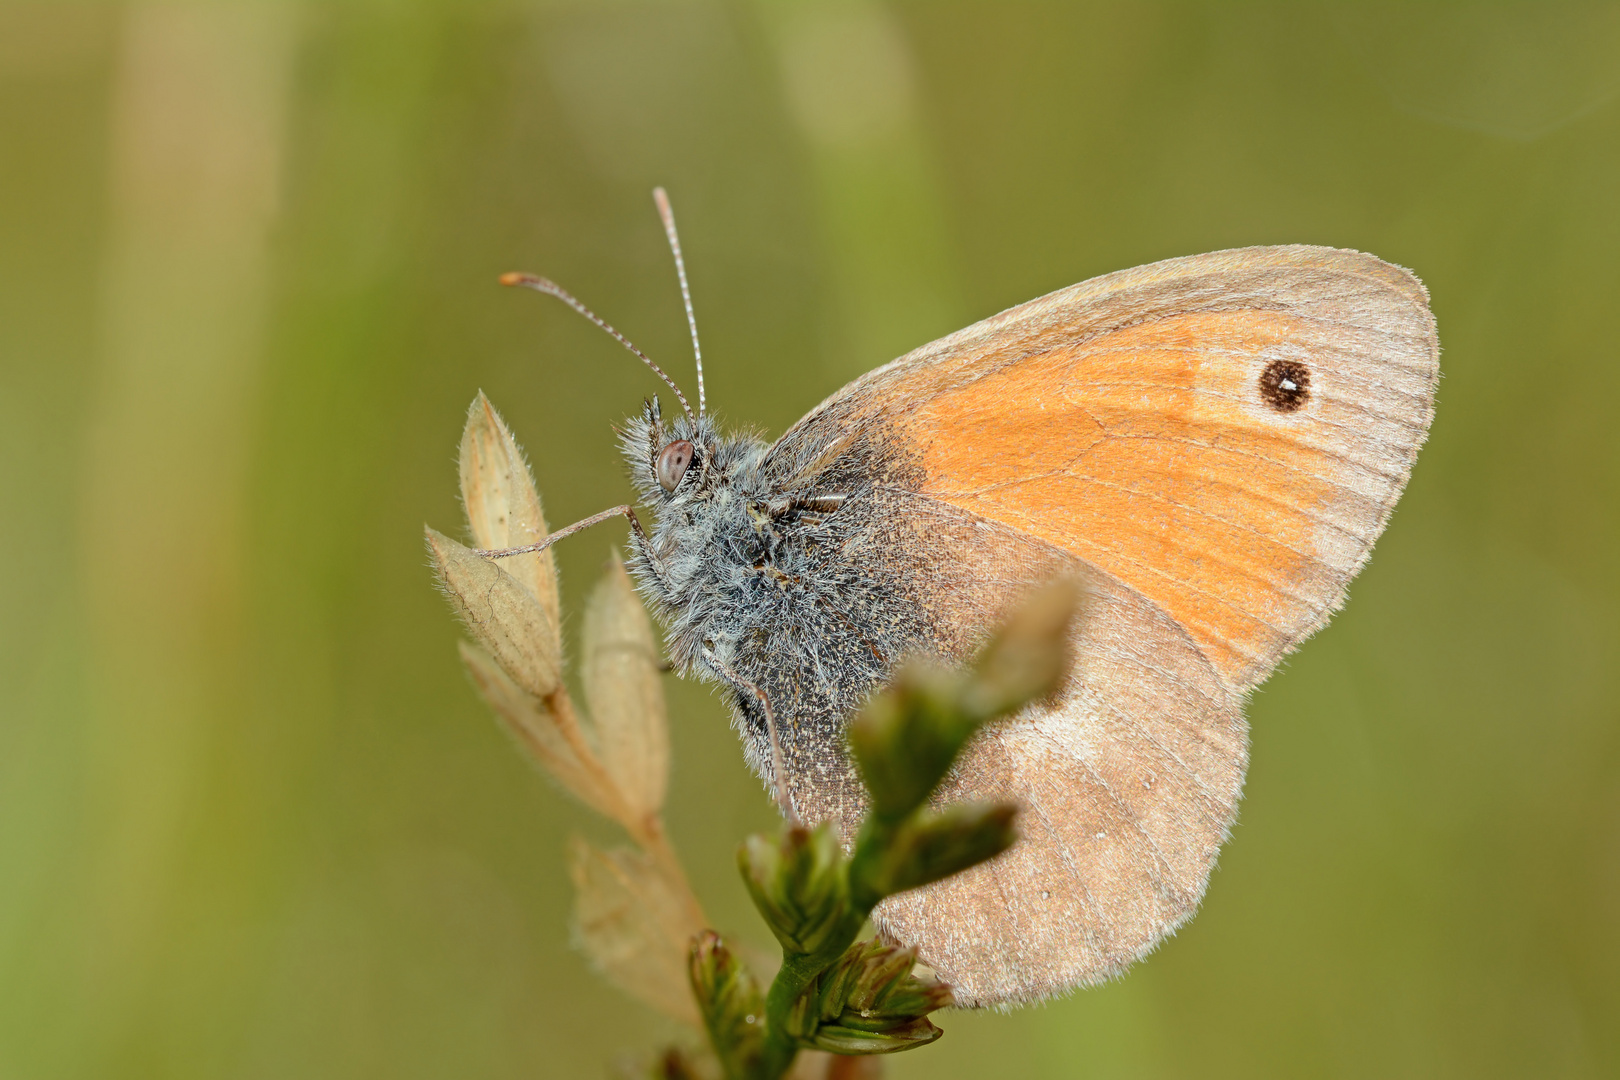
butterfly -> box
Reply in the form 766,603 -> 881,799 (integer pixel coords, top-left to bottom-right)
495,191 -> 1439,1007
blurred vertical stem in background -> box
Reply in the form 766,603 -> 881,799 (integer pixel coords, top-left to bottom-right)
74,4 -> 295,1067
429,394 -> 1080,1079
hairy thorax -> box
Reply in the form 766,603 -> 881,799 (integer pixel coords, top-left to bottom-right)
621,404 -> 1070,827
634,434 -> 908,818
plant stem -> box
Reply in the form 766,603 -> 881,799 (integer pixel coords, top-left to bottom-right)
632,812 -> 708,930
759,953 -> 829,1078
758,910 -> 867,1077
546,689 -> 631,817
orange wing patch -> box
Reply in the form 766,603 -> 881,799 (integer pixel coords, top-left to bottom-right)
901,309 -> 1409,689
765,245 -> 1438,693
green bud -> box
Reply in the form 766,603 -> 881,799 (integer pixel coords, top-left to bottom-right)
847,801 -> 1019,913
803,941 -> 951,1054
810,1018 -> 942,1055
847,667 -> 974,824
687,931 -> 764,1079
738,825 -> 856,959
962,578 -> 1081,719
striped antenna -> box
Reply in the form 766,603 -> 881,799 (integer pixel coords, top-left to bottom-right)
653,187 -> 705,415
499,272 -> 697,428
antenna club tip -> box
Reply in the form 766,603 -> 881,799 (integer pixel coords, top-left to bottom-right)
498,271 -> 530,287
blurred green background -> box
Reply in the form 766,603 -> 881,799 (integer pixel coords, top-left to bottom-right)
3,1 -> 1618,1077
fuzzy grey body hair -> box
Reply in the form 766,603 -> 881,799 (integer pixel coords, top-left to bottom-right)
621,397 -> 921,820
620,396 -> 1067,827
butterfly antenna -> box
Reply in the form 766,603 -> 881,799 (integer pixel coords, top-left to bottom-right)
500,272 -> 698,428
652,187 -> 705,415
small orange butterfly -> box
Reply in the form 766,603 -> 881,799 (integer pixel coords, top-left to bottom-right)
490,191 -> 1438,1007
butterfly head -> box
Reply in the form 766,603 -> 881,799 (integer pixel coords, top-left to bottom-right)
619,396 -> 766,512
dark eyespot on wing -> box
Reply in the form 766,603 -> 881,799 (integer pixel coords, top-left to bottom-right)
1258,359 -> 1310,412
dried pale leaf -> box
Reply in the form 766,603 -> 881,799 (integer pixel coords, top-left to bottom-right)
569,835 -> 705,1026
583,553 -> 669,817
459,642 -> 620,819
427,526 -> 560,699
459,392 -> 560,629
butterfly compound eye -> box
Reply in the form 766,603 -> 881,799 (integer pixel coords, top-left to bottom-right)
656,439 -> 695,492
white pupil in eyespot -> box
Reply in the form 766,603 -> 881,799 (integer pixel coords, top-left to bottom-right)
657,440 -> 694,491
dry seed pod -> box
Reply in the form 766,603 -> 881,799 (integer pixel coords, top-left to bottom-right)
569,836 -> 706,1025
458,642 -> 621,819
427,527 -> 561,700
583,553 -> 669,819
459,392 -> 560,629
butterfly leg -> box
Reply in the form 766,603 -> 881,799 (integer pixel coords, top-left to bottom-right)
471,502 -> 680,611
619,505 -> 683,603
764,492 -> 848,518
470,503 -> 648,559
702,647 -> 798,825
